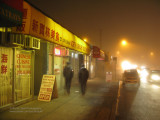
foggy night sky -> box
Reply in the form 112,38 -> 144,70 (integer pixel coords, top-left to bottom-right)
26,0 -> 160,67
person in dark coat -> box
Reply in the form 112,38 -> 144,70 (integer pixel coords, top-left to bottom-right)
63,62 -> 74,94
79,64 -> 89,95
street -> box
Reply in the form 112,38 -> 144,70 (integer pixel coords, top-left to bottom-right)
116,79 -> 160,120
0,78 -> 118,120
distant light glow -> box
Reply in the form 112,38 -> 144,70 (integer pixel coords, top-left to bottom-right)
117,51 -> 120,55
121,61 -> 130,70
152,85 -> 160,89
139,69 -> 148,83
141,66 -> 146,69
121,61 -> 138,70
151,75 -> 160,81
150,52 -> 154,56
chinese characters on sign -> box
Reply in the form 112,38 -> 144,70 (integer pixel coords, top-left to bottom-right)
1,54 -> 8,74
12,1 -> 90,54
31,19 -> 60,41
38,75 -> 57,102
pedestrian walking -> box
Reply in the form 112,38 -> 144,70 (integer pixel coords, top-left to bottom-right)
79,64 -> 89,95
63,62 -> 74,95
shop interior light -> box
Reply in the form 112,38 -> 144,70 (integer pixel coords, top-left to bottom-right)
72,52 -> 74,57
75,53 -> 78,59
55,48 -> 61,55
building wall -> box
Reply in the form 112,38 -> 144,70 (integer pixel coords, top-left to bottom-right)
34,41 -> 47,95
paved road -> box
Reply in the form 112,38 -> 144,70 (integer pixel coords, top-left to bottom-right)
116,79 -> 160,120
0,78 -> 118,120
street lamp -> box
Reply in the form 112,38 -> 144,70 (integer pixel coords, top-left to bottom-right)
83,38 -> 87,42
150,52 -> 154,56
121,40 -> 127,46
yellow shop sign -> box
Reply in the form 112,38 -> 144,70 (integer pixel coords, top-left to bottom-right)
12,1 -> 90,54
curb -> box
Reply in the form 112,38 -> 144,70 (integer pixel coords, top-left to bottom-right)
109,81 -> 120,120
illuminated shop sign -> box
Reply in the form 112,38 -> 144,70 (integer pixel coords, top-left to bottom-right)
92,46 -> 105,60
92,46 -> 100,58
54,48 -> 61,56
11,1 -> 90,54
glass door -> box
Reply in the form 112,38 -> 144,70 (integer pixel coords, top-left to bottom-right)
15,49 -> 33,101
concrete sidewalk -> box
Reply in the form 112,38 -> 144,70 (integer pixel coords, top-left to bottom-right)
0,78 -> 119,120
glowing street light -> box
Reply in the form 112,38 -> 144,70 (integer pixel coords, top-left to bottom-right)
150,52 -> 154,56
117,51 -> 120,55
84,38 -> 87,42
121,40 -> 127,46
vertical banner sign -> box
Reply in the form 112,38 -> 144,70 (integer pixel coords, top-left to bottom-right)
38,75 -> 57,102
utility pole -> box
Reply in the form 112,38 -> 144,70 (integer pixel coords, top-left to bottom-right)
99,29 -> 102,49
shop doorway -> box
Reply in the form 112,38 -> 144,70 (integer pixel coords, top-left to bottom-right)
14,49 -> 34,101
54,56 -> 63,90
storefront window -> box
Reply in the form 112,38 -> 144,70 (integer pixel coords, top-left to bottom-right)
15,49 -> 32,101
84,55 -> 89,70
0,47 -> 13,107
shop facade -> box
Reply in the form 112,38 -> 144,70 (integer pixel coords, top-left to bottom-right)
0,0 -> 35,111
0,37 -> 35,111
0,0 -> 91,110
91,46 -> 106,78
0,0 -> 91,111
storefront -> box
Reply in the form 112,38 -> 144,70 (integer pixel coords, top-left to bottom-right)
0,46 -> 34,110
0,0 -> 91,111
0,0 -> 35,111
91,46 -> 106,78
10,1 -> 90,96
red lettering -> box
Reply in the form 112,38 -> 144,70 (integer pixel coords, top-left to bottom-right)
1,65 -> 7,74
39,23 -> 45,36
45,27 -> 50,37
51,29 -> 55,39
16,54 -> 31,59
56,32 -> 59,42
1,54 -> 8,63
32,19 -> 38,33
71,41 -> 76,47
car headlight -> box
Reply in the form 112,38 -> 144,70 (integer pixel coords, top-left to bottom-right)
151,75 -> 160,80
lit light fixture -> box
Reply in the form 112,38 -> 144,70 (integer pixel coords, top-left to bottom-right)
84,38 -> 87,42
150,52 -> 154,56
75,53 -> 78,59
117,51 -> 120,55
72,52 -> 74,57
121,40 -> 127,46
54,48 -> 61,55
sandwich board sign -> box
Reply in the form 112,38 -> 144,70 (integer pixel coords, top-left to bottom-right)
38,75 -> 58,102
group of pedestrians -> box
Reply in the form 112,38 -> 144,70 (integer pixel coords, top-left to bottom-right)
63,62 -> 89,95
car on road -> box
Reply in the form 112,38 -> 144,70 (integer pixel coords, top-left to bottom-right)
148,70 -> 160,83
122,69 -> 140,85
